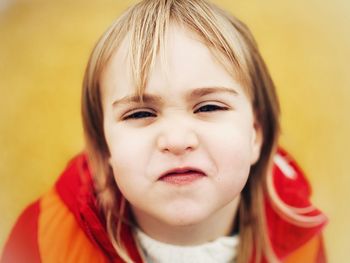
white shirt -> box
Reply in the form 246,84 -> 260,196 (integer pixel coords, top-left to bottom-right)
134,228 -> 239,263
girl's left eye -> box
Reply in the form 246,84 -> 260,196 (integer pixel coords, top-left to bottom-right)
194,104 -> 228,113
123,111 -> 156,120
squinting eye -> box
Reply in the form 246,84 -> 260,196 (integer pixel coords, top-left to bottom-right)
123,111 -> 156,120
194,104 -> 228,113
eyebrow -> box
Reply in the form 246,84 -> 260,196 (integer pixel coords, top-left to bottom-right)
189,86 -> 238,99
112,86 -> 238,108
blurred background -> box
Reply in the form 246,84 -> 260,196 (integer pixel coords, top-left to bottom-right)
0,0 -> 349,261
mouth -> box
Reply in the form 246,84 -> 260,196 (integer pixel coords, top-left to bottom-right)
159,167 -> 206,185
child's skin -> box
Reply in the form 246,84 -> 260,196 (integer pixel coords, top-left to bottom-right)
101,24 -> 262,246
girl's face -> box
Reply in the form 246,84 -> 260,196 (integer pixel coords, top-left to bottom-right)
101,25 -> 262,230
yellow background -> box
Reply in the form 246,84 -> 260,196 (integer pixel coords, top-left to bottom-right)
0,0 -> 349,262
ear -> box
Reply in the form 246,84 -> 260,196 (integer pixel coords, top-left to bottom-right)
250,120 -> 263,165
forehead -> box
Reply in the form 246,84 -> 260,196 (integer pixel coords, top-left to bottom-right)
100,24 -> 244,104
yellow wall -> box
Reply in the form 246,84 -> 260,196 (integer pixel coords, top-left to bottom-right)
1,0 -> 349,261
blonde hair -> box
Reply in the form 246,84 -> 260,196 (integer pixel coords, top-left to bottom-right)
81,0 -> 325,262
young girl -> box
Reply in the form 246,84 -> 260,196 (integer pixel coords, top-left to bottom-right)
1,0 -> 327,262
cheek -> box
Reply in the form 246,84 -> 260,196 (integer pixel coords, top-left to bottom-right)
215,141 -> 251,186
208,120 -> 254,161
105,129 -> 152,196
109,149 -> 150,204
206,123 -> 254,190
106,124 -> 150,167
214,147 -> 251,204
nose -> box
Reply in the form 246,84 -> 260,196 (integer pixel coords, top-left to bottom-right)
156,118 -> 199,155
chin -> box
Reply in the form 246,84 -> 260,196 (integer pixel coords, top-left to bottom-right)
161,206 -> 210,227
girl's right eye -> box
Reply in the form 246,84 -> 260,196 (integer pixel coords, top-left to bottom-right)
123,111 -> 156,120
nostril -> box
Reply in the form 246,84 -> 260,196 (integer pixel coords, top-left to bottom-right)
156,130 -> 199,155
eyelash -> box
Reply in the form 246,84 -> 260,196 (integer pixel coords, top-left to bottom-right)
123,104 -> 228,120
124,111 -> 156,120
195,104 -> 228,113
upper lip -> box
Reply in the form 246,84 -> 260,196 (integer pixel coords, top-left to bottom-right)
159,166 -> 206,179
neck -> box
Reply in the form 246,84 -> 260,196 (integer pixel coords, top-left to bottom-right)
131,196 -> 240,246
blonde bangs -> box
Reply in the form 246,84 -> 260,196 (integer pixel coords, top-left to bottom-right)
90,0 -> 255,103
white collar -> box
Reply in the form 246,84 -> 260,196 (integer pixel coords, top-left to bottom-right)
134,228 -> 239,263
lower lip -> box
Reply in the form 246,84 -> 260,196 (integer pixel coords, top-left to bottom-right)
159,172 -> 205,185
